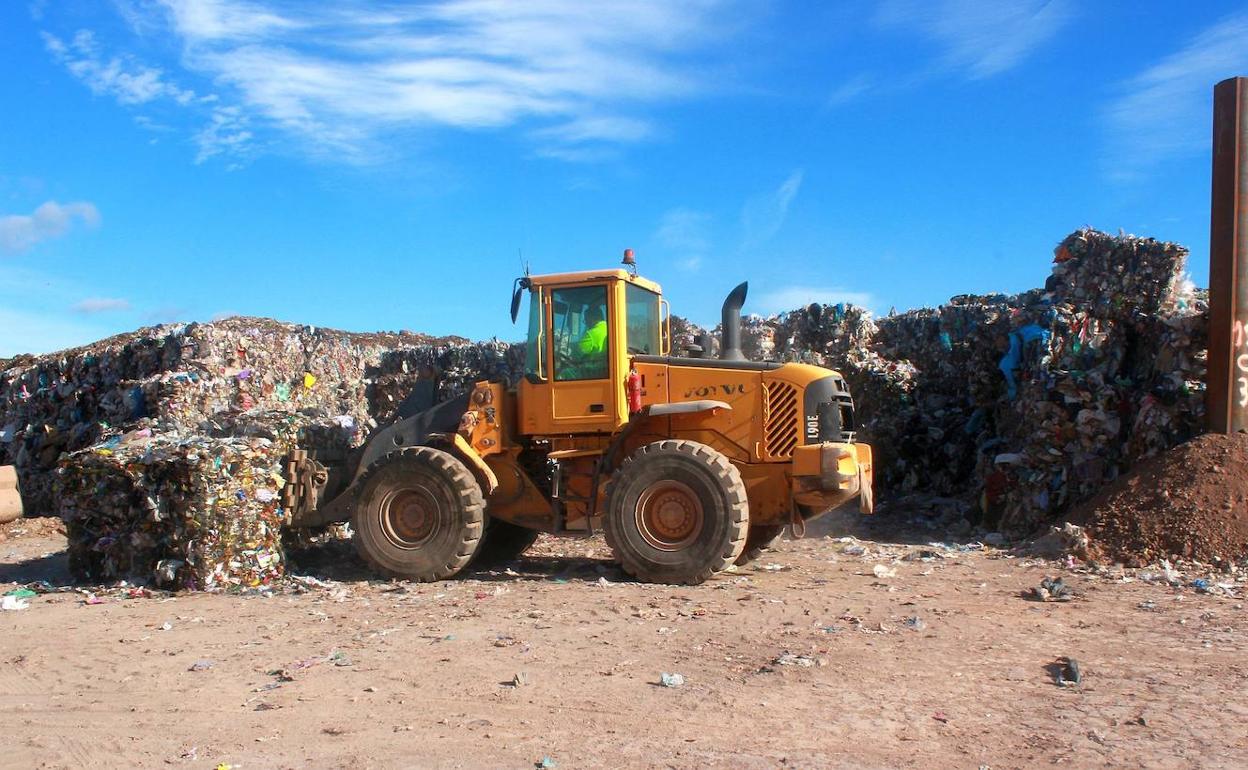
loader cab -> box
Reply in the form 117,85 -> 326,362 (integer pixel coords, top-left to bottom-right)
516,269 -> 668,435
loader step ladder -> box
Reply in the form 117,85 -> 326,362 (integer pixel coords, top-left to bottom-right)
548,449 -> 605,536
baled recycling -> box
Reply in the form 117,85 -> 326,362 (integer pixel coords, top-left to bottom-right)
1,318 -> 523,586
0,227 -> 1215,587
701,227 -> 1207,533
56,433 -> 289,589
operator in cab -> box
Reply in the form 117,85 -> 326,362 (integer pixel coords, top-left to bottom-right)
574,305 -> 609,379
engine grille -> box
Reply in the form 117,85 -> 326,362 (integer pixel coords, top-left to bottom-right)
763,381 -> 800,458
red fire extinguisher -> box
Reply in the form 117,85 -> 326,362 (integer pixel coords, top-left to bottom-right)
626,366 -> 643,415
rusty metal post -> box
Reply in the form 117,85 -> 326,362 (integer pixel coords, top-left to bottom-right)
1207,77 -> 1248,433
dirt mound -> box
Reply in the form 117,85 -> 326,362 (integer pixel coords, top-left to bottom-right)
1072,432 -> 1248,564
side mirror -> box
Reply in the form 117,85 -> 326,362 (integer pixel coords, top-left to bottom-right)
510,277 -> 530,324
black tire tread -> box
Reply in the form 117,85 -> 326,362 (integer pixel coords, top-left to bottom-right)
736,524 -> 785,566
473,517 -> 541,566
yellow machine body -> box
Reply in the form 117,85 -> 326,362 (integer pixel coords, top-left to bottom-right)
449,268 -> 873,532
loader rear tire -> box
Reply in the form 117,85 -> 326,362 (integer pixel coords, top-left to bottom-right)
605,440 -> 748,585
352,447 -> 484,582
735,525 -> 784,566
472,517 -> 541,566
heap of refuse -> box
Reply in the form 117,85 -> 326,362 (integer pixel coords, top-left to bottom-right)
690,227 -> 1208,536
0,318 -> 522,587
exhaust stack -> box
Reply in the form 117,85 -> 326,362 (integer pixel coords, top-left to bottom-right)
720,281 -> 748,361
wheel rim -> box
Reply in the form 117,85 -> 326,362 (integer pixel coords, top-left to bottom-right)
378,487 -> 440,549
635,480 -> 704,552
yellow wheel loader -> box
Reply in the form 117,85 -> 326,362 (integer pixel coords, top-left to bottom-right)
289,259 -> 873,584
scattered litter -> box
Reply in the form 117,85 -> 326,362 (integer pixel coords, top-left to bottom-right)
773,653 -> 816,667
189,660 -> 214,672
1054,656 -> 1082,687
659,672 -> 685,687
329,650 -> 353,667
872,564 -> 897,580
1028,577 -> 1073,602
1,595 -> 30,611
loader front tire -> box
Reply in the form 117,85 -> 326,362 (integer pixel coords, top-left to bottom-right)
735,525 -> 785,566
605,440 -> 748,585
352,447 -> 484,582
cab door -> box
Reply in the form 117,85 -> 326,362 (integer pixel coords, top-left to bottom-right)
518,282 -> 624,434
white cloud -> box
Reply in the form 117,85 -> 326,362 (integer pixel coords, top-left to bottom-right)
1104,12 -> 1248,180
42,30 -> 196,105
827,74 -> 873,108
72,297 -> 132,314
43,28 -> 255,163
757,286 -> 875,314
139,0 -> 735,160
655,208 -> 712,271
741,169 -> 803,249
193,105 -> 254,164
875,0 -> 1072,79
0,201 -> 101,255
534,116 -> 654,145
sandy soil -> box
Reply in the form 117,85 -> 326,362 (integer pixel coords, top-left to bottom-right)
2,512 -> 1247,770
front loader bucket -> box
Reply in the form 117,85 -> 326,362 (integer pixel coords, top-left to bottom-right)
0,466 -> 22,524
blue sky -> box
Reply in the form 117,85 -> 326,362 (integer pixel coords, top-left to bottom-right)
3,1 -> 1247,357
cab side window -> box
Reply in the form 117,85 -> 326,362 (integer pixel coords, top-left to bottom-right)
551,285 -> 609,381
624,283 -> 660,355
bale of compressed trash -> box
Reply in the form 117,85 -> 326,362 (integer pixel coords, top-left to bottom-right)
56,432 -> 288,589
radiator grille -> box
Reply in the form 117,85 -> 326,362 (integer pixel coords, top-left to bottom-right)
763,381 -> 800,458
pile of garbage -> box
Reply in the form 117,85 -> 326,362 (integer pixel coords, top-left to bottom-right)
693,228 -> 1208,535
0,318 -> 522,585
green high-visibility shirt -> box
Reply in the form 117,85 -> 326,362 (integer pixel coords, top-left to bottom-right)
578,320 -> 608,355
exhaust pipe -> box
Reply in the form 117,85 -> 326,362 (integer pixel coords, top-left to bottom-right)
720,281 -> 748,361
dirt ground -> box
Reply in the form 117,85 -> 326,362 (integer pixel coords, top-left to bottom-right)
2,511 -> 1247,770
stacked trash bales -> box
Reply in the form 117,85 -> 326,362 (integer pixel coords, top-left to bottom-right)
0,227 -> 1211,585
692,228 -> 1207,534
0,317 -> 523,586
